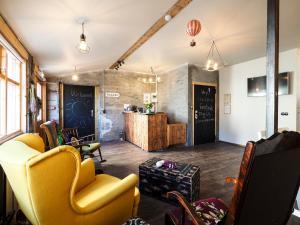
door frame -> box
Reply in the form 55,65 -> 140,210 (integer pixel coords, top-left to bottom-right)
192,82 -> 217,145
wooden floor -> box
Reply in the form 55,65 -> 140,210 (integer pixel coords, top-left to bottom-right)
99,141 -> 300,225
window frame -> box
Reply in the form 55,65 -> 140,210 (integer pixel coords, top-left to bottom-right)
0,43 -> 24,142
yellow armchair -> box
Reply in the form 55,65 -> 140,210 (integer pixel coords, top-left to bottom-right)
0,134 -> 140,225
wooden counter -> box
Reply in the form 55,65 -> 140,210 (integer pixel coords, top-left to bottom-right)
124,112 -> 168,151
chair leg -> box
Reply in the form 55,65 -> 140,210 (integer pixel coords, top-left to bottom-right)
98,147 -> 106,163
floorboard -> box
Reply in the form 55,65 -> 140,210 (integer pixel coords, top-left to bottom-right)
101,141 -> 241,224
99,141 -> 300,225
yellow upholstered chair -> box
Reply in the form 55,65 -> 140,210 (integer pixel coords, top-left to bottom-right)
0,133 -> 140,225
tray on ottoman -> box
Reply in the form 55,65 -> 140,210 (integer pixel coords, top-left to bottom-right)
139,157 -> 200,203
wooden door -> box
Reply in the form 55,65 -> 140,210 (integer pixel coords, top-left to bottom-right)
194,85 -> 216,145
63,84 -> 95,137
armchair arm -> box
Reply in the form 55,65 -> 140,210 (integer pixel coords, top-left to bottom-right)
167,191 -> 205,225
225,177 -> 238,184
73,173 -> 138,214
76,158 -> 96,192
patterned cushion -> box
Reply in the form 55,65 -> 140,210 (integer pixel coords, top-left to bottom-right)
122,218 -> 150,225
172,198 -> 228,225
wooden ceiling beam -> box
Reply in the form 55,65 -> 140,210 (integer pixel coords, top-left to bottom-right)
109,0 -> 192,69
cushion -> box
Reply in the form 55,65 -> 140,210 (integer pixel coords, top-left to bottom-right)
122,218 -> 150,225
82,143 -> 101,152
172,198 -> 228,225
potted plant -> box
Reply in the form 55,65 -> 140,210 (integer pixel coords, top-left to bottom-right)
145,102 -> 153,114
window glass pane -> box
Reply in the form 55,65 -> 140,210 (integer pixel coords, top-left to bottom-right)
36,82 -> 42,121
0,78 -> 5,137
7,82 -> 20,134
7,51 -> 20,82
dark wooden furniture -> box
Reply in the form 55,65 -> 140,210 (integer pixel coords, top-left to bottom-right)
124,112 -> 168,151
165,131 -> 300,225
167,124 -> 186,146
139,157 -> 200,203
61,127 -> 106,163
40,121 -> 106,164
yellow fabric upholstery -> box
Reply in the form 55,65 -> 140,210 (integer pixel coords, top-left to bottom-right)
14,133 -> 45,153
0,134 -> 140,225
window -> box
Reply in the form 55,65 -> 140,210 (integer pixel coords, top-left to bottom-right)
0,44 -> 24,139
36,81 -> 42,121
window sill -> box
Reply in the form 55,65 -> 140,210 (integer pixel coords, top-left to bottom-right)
0,131 -> 24,145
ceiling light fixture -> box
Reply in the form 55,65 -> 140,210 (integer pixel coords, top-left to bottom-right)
203,41 -> 225,72
72,66 -> 79,81
165,14 -> 172,22
77,22 -> 90,53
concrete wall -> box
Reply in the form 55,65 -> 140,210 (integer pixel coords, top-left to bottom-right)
157,63 -> 219,146
219,49 -> 299,145
46,69 -> 154,142
158,64 -> 189,124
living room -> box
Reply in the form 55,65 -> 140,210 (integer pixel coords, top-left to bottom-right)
1,0 -> 300,225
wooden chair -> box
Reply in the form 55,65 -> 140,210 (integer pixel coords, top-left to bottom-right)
40,121 -> 106,164
165,131 -> 300,225
61,127 -> 106,163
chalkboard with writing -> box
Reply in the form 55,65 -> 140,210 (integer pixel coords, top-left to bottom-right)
194,85 -> 216,144
63,84 -> 95,137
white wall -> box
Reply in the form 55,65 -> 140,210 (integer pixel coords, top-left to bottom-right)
219,49 -> 300,145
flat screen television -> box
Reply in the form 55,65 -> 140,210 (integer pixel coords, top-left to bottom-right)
247,72 -> 290,97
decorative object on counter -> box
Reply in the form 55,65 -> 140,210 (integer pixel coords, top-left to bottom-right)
139,157 -> 200,203
186,19 -> 201,47
145,102 -> 153,114
123,104 -> 137,112
203,40 -> 226,72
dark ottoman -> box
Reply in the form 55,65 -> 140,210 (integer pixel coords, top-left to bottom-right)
139,157 -> 200,202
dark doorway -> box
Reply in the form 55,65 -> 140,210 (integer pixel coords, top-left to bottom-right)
194,84 -> 216,145
63,84 -> 95,137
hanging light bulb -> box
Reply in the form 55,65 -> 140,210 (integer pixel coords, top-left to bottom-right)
203,41 -> 225,72
72,66 -> 79,81
77,22 -> 90,53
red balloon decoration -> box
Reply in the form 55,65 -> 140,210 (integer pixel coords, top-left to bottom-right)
186,19 -> 201,47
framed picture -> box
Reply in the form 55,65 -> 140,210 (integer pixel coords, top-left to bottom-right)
224,94 -> 231,114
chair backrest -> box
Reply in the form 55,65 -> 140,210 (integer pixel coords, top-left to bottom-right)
228,131 -> 300,225
0,134 -> 81,225
61,128 -> 79,144
0,134 -> 43,225
40,121 -> 59,148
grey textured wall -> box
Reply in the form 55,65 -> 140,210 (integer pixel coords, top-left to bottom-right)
46,70 -> 154,142
157,64 -> 189,124
157,64 -> 219,146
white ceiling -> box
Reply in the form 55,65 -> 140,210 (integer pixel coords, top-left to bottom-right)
0,0 -> 299,76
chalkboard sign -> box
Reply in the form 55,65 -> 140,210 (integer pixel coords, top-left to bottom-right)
63,84 -> 95,137
194,85 -> 216,144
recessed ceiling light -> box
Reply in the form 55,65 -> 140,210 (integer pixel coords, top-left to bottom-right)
165,14 -> 172,22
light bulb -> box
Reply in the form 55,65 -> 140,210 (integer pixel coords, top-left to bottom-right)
72,74 -> 79,81
213,62 -> 218,70
142,78 -> 147,83
157,77 -> 161,82
149,78 -> 153,83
